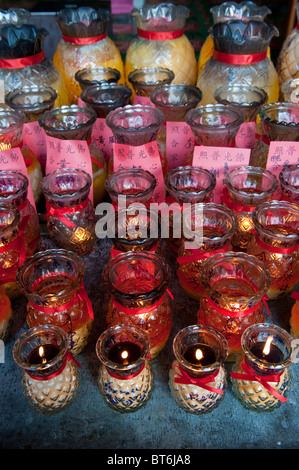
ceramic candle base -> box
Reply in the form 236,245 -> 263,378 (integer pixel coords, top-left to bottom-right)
21,357 -> 80,415
169,360 -> 226,414
98,359 -> 153,413
96,324 -> 154,413
230,323 -> 294,412
13,325 -> 81,415
169,325 -> 228,415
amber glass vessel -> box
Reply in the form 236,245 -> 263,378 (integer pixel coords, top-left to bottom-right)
13,325 -> 81,414
276,3 -> 299,86
125,3 -> 197,87
75,66 -> 121,91
197,20 -> 279,106
0,170 -> 40,260
128,66 -> 175,101
231,323 -> 293,411
16,249 -> 93,356
198,252 -> 271,360
250,102 -> 299,169
0,24 -> 68,107
0,203 -> 26,299
53,7 -> 124,104
176,203 -> 237,301
224,166 -> 279,251
247,200 -> 299,299
198,1 -> 272,74
104,251 -> 172,359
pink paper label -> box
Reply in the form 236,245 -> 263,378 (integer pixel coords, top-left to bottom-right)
266,141 -> 299,200
45,135 -> 94,203
235,121 -> 257,149
192,146 -> 251,204
133,95 -> 154,107
113,141 -> 165,203
166,121 -> 194,169
111,0 -> 133,14
23,122 -> 47,171
0,147 -> 36,209
91,118 -> 115,163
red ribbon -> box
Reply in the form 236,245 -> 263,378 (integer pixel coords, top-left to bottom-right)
29,271 -> 93,319
213,50 -> 267,65
291,292 -> 299,301
137,28 -> 184,41
230,361 -> 287,402
206,294 -> 270,318
0,51 -> 46,69
62,32 -> 107,44
110,242 -> 159,258
112,288 -> 173,315
0,234 -> 26,264
255,234 -> 299,254
177,244 -> 230,265
222,188 -> 256,213
90,156 -> 105,169
261,135 -> 271,145
105,362 -> 145,380
45,198 -> 90,229
173,364 -> 224,395
26,350 -> 81,381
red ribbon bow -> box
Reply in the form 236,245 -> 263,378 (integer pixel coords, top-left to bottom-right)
173,364 -> 224,395
230,361 -> 287,402
0,51 -> 46,69
137,28 -> 184,41
213,50 -> 267,65
177,244 -> 230,265
255,234 -> 299,254
26,350 -> 81,381
291,292 -> 299,301
45,199 -> 90,229
112,287 -> 173,315
62,32 -> 107,44
206,293 -> 270,319
105,362 -> 146,380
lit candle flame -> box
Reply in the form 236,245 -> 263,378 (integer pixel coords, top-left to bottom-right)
121,350 -> 129,360
262,336 -> 273,356
39,346 -> 47,364
195,348 -> 203,361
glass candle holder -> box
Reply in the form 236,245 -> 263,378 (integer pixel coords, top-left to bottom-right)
41,168 -> 96,256
224,166 -> 279,251
169,325 -> 228,414
0,203 -> 26,299
165,166 -> 216,252
5,85 -> 57,173
184,104 -> 244,165
109,204 -> 161,257
214,85 -> 268,149
80,83 -> 132,167
16,249 -> 94,356
105,168 -> 157,207
12,324 -> 81,415
0,170 -> 40,258
53,6 -> 124,104
279,164 -> 299,205
0,106 -> 43,203
198,252 -> 271,360
75,66 -> 121,91
250,102 -> 299,169
103,251 -> 173,359
39,104 -> 107,206
105,104 -> 167,176
125,3 -> 197,87
128,66 -> 175,100
96,324 -> 154,413
0,285 -> 13,342
176,203 -> 237,301
230,323 -> 294,411
247,200 -> 299,299
150,83 -> 202,167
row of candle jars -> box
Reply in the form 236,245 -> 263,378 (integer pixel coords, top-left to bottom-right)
12,321 -> 295,415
